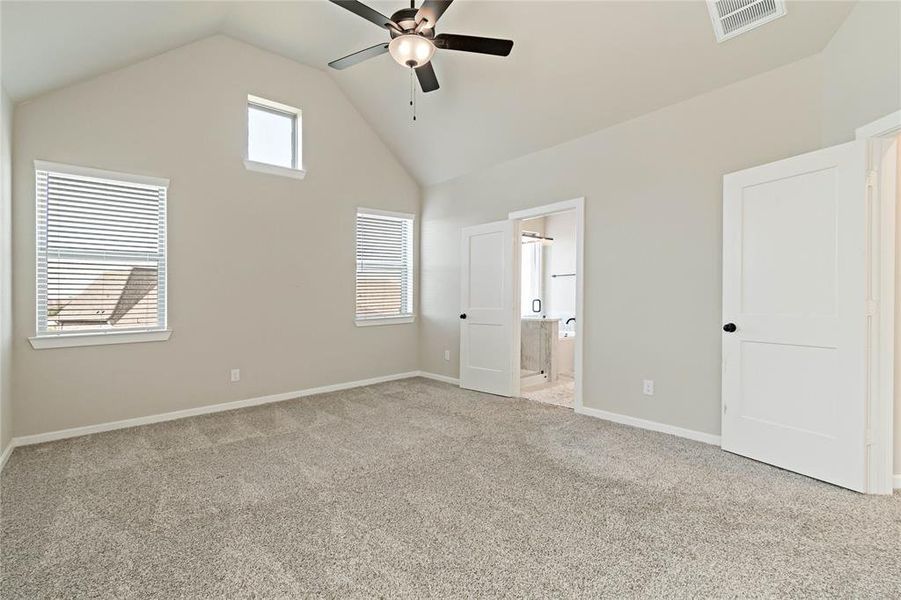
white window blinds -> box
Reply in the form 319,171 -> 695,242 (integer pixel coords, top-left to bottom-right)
35,162 -> 168,337
355,208 -> 414,322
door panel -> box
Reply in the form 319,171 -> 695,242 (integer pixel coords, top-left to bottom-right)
722,140 -> 869,492
460,221 -> 517,396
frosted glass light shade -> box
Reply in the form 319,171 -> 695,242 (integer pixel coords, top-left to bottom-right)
388,34 -> 436,68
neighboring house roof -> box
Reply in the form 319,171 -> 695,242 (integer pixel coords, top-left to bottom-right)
51,267 -> 157,328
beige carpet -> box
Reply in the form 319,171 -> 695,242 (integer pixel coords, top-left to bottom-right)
2,377 -> 899,598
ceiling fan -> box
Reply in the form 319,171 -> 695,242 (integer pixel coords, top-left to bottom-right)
327,0 -> 514,93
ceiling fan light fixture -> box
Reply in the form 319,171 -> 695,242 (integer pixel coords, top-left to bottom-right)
388,34 -> 435,68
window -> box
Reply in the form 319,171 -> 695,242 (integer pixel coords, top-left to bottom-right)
244,95 -> 304,179
355,208 -> 414,325
32,161 -> 169,349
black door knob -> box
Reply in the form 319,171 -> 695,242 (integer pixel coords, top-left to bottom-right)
723,323 -> 737,333
460,313 -> 467,319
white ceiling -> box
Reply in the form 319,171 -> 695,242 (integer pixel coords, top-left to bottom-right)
2,1 -> 854,184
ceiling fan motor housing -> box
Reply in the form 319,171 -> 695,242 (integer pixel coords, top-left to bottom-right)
327,1 -> 514,94
389,8 -> 435,38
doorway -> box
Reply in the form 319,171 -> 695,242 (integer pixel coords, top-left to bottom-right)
517,212 -> 576,407
510,198 -> 585,411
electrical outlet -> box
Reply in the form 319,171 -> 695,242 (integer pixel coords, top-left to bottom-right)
444,349 -> 451,361
230,369 -> 241,383
642,379 -> 654,396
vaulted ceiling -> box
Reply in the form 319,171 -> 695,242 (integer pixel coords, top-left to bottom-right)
2,1 -> 855,184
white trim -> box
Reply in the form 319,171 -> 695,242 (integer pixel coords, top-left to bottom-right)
354,315 -> 415,327
29,329 -> 172,349
33,160 -> 169,188
243,159 -> 306,180
509,197 -> 585,412
12,371 -> 421,447
0,442 -> 13,472
417,371 -> 460,385
856,110 -> 901,140
575,405 -> 722,446
894,474 -> 901,490
356,207 -> 415,221
247,94 -> 301,116
867,138 -> 897,494
509,198 -> 584,221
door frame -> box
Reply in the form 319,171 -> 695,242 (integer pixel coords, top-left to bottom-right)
509,197 -> 585,411
857,110 -> 900,492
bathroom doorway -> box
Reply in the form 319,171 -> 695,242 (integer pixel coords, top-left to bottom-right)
509,198 -> 584,410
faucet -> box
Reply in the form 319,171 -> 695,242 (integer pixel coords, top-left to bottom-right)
565,318 -> 576,325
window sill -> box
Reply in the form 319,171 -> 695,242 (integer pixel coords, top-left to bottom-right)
355,316 -> 415,327
243,159 -> 306,180
29,329 -> 172,349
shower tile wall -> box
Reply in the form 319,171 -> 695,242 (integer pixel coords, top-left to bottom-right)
521,319 -> 558,382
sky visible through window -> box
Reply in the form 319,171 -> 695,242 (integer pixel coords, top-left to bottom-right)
248,104 -> 294,168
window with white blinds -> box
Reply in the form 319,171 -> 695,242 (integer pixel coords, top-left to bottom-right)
35,161 -> 168,337
355,208 -> 414,323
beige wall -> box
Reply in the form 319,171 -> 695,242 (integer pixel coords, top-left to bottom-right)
821,0 -> 901,146
11,36 -> 420,437
420,56 -> 825,436
1,88 -> 12,451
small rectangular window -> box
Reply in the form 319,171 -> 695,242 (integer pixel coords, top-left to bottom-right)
245,95 -> 303,177
34,161 -> 168,338
355,208 -> 414,325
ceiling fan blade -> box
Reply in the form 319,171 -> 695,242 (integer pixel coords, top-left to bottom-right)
415,62 -> 440,93
434,34 -> 513,56
329,0 -> 395,30
415,0 -> 453,27
328,43 -> 390,70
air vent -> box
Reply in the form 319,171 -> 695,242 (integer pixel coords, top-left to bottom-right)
707,0 -> 787,42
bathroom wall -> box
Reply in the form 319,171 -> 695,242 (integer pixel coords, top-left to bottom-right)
543,211 -> 577,323
521,217 -> 545,236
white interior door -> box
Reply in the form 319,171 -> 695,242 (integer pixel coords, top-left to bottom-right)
722,140 -> 871,492
460,220 -> 517,396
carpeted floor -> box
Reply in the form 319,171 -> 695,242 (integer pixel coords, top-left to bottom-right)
1,377 -> 899,598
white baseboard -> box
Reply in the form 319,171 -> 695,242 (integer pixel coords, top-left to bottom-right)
417,371 -> 460,385
575,405 -> 721,446
12,371 -> 422,447
894,473 -> 901,490
0,442 -> 13,473
6,370 -> 721,460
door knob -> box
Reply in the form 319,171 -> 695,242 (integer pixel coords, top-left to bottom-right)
723,323 -> 737,333
460,313 -> 467,319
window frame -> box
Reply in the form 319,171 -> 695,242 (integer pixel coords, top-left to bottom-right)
354,207 -> 416,327
244,94 -> 305,180
29,160 -> 171,349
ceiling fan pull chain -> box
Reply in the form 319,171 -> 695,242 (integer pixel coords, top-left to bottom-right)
410,69 -> 417,122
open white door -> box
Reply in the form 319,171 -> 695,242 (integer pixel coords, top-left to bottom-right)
722,140 -> 873,492
460,220 -> 517,396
